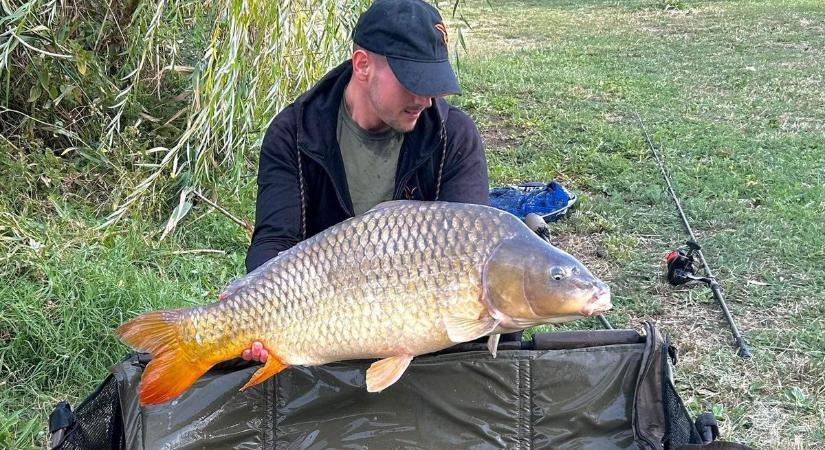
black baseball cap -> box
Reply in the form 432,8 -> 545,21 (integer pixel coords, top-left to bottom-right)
353,0 -> 461,97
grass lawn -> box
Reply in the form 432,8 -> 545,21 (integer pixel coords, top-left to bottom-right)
1,0 -> 823,448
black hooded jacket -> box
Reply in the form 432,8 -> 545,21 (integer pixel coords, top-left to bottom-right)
245,60 -> 489,273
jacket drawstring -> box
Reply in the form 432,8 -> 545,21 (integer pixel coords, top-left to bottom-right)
434,120 -> 447,201
297,148 -> 307,239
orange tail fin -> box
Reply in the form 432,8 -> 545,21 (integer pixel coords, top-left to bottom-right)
116,310 -> 212,406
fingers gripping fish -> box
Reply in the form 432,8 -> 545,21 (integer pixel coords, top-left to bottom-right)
116,201 -> 612,406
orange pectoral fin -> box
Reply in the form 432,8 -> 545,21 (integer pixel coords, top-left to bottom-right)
443,314 -> 500,343
240,355 -> 289,391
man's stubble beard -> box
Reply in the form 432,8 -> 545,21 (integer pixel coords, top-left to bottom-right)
368,83 -> 416,134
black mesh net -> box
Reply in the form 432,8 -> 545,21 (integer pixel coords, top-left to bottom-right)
54,375 -> 124,450
663,370 -> 704,448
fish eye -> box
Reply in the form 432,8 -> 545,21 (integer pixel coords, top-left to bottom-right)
549,266 -> 566,281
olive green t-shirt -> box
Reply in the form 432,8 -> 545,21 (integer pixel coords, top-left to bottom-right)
337,99 -> 404,215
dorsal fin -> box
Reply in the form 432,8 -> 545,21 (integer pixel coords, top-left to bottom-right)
217,276 -> 252,300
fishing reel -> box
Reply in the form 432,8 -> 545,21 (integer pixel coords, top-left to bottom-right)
665,240 -> 713,286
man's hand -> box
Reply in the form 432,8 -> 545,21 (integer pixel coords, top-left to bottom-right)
219,293 -> 269,363
241,341 -> 269,363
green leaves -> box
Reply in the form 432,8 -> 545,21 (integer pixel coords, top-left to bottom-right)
161,188 -> 194,240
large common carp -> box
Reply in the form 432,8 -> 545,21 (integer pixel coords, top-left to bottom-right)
117,201 -> 611,405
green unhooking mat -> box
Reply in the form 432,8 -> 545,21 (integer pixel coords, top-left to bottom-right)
50,322 -> 748,449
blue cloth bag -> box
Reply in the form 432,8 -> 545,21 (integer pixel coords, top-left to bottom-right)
489,181 -> 577,222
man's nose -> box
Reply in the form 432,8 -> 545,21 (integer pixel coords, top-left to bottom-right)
413,95 -> 433,109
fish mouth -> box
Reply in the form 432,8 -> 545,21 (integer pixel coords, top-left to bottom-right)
579,287 -> 612,317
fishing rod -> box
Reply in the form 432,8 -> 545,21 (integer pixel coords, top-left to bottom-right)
636,113 -> 751,358
525,214 -> 614,330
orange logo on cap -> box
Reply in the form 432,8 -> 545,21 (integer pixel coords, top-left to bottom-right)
435,22 -> 448,45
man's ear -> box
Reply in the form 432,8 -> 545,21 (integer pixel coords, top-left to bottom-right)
351,49 -> 370,81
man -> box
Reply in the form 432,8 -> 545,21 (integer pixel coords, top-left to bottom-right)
240,0 -> 499,363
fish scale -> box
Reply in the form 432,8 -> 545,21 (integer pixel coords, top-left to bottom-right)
117,200 -> 612,405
